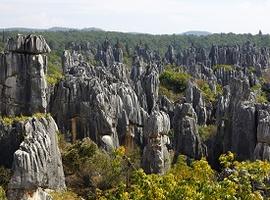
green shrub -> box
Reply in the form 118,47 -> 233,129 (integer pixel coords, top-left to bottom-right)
196,79 -> 217,103
198,125 -> 217,141
47,51 -> 63,86
0,166 -> 11,186
50,190 -> 81,200
99,153 -> 270,200
159,85 -> 182,102
213,64 -> 234,72
0,186 -> 7,200
0,113 -> 51,125
159,69 -> 190,94
61,138 -> 138,199
251,84 -> 268,104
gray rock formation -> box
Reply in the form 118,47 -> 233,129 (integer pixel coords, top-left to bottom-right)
113,41 -> 124,63
0,116 -> 66,200
165,45 -> 176,64
142,111 -> 171,174
95,39 -> 115,67
185,82 -> 207,125
0,34 -> 49,116
209,42 -> 270,69
215,78 -> 257,160
173,103 -> 206,159
6,34 -> 51,54
51,51 -> 143,150
254,107 -> 270,161
130,61 -> 160,114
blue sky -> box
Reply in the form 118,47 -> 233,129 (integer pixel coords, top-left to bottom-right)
0,0 -> 269,34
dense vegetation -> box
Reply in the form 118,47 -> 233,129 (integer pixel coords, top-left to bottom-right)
55,137 -> 270,200
159,65 -> 190,101
1,30 -> 270,56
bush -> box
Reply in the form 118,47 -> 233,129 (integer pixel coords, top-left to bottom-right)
47,51 -> 63,85
99,153 -> 270,200
0,186 -> 7,200
50,190 -> 81,200
251,84 -> 268,104
198,125 -> 217,141
213,64 -> 234,72
61,138 -> 138,199
196,79 -> 218,103
0,113 -> 51,125
159,85 -> 182,102
159,69 -> 190,94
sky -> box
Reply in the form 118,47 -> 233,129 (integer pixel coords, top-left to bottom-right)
0,0 -> 269,34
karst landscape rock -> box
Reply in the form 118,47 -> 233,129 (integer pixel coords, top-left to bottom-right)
1,31 -> 270,199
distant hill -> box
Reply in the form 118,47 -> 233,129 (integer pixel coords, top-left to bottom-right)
182,31 -> 212,36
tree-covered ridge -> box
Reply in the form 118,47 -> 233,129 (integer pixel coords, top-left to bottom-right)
1,30 -> 270,56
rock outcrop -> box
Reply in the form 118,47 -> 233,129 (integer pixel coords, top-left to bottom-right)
0,34 -> 49,116
0,34 -> 65,200
7,116 -> 65,200
185,82 -> 207,125
142,111 -> 171,174
254,107 -> 270,160
173,103 -> 206,159
215,78 -> 257,160
130,61 -> 160,114
51,50 -> 143,149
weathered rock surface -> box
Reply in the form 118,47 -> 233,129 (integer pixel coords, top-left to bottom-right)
6,34 -> 51,54
215,78 -> 257,160
142,111 -> 171,174
7,116 -> 65,200
130,61 -> 160,114
51,51 -> 143,149
173,103 -> 206,159
0,34 -> 49,116
185,82 -> 207,125
254,107 -> 270,161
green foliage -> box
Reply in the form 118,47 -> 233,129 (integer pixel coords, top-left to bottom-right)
248,66 -> 256,74
216,83 -> 223,96
159,69 -> 190,94
0,186 -> 7,200
47,51 -> 63,86
196,79 -> 220,103
0,113 -> 51,125
213,64 -> 234,72
50,190 -> 81,200
99,153 -> 270,200
61,138 -> 138,199
159,85 -> 182,102
123,55 -> 133,69
198,125 -> 217,141
0,166 -> 11,191
251,84 -> 268,104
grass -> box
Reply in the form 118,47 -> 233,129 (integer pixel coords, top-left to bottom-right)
50,190 -> 81,200
213,64 -> 234,72
0,113 -> 51,125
